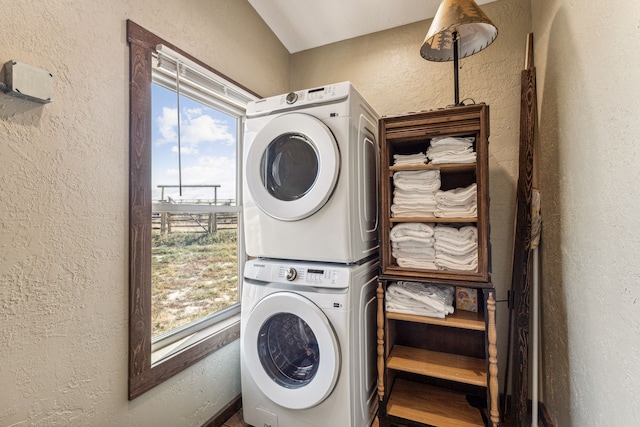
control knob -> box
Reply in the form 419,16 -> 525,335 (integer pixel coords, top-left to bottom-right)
285,92 -> 298,104
285,267 -> 297,281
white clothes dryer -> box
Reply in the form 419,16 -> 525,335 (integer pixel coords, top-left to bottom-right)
243,81 -> 379,264
240,258 -> 379,427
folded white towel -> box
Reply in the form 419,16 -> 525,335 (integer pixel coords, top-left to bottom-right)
434,225 -> 477,241
427,136 -> 476,164
434,184 -> 477,217
394,170 -> 440,182
390,234 -> 436,244
393,249 -> 436,261
392,209 -> 437,218
434,206 -> 477,218
394,180 -> 441,193
434,239 -> 477,256
393,152 -> 427,166
394,194 -> 438,207
394,169 -> 441,180
390,223 -> 435,240
427,146 -> 474,157
386,281 -> 455,315
385,303 -> 445,318
430,136 -> 475,147
392,240 -> 434,250
435,253 -> 478,271
392,193 -> 437,204
429,153 -> 476,165
436,183 -> 477,203
395,257 -> 439,270
386,290 -> 445,313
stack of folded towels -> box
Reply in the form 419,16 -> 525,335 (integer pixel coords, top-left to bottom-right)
391,170 -> 441,217
434,183 -> 477,218
426,136 -> 476,164
393,152 -> 427,166
389,223 -> 436,269
434,224 -> 478,271
386,280 -> 455,318
390,223 -> 478,272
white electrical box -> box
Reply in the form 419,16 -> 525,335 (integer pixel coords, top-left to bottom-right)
3,60 -> 53,104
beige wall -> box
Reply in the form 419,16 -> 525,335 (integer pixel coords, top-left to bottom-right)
0,1 -> 288,425
292,0 -> 532,397
532,0 -> 640,425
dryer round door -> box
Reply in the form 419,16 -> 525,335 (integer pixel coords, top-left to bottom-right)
246,113 -> 340,221
242,292 -> 340,409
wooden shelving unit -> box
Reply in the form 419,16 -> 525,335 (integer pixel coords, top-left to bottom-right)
376,105 -> 499,427
379,105 -> 491,284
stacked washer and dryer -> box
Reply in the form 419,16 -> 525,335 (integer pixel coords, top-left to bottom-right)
241,82 -> 380,427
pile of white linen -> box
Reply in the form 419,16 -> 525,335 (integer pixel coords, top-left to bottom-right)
386,280 -> 455,318
391,170 -> 441,217
389,223 -> 436,269
434,225 -> 478,271
435,183 -> 477,218
393,152 -> 427,166
426,136 -> 476,164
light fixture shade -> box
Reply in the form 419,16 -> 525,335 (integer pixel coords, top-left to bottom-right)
420,0 -> 498,62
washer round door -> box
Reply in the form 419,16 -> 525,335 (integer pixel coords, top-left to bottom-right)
242,292 -> 341,409
246,113 -> 340,221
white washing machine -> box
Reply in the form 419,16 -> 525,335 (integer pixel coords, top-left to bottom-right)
243,81 -> 380,264
240,258 -> 379,427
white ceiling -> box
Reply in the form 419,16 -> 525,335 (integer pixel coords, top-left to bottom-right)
248,0 -> 496,53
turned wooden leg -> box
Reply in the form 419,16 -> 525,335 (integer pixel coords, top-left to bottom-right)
487,290 -> 500,426
376,281 -> 385,402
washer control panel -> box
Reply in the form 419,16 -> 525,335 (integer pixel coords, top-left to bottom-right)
245,259 -> 349,289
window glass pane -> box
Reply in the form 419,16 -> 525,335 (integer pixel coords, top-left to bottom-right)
151,82 -> 239,338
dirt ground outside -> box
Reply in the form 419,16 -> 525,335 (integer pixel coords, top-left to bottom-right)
151,229 -> 239,337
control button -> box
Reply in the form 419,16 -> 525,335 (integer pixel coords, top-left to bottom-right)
285,267 -> 297,281
285,92 -> 298,104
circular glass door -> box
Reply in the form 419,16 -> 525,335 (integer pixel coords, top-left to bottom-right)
257,312 -> 319,389
242,292 -> 340,409
246,113 -> 340,221
261,133 -> 319,202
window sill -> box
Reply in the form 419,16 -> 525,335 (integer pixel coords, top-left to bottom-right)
152,313 -> 241,365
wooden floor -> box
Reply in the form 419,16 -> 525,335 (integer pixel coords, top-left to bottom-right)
223,410 -> 380,427
221,410 -> 248,427
223,409 -> 551,427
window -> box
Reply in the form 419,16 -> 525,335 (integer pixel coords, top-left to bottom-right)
127,20 -> 258,399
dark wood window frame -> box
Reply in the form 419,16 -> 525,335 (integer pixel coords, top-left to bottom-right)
127,20 -> 256,399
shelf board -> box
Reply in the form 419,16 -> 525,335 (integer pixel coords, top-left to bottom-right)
380,267 -> 492,285
387,345 -> 487,387
389,163 -> 476,173
386,309 -> 485,331
389,216 -> 477,223
387,378 -> 486,427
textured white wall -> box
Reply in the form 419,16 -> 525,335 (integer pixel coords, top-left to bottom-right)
291,0 -> 532,395
0,1 -> 288,426
532,0 -> 640,425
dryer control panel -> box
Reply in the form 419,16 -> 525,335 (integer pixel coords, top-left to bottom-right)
244,259 -> 350,289
246,81 -> 351,117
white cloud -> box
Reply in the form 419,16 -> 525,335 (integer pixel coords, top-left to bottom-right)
155,107 -> 235,152
157,107 -> 178,144
161,155 -> 237,201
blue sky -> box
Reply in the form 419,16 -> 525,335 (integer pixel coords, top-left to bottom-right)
151,83 -> 238,202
